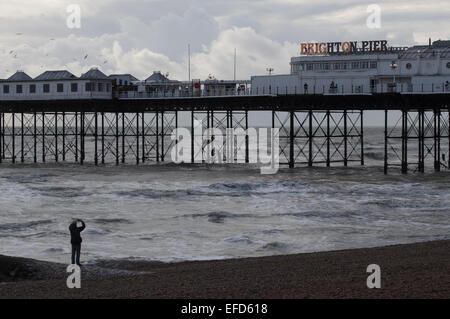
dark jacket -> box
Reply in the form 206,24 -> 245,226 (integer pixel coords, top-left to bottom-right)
69,221 -> 86,244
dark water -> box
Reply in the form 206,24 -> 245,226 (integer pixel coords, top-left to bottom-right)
0,128 -> 449,264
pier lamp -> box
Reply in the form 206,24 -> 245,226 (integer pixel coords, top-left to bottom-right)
390,61 -> 398,92
266,67 -> 274,75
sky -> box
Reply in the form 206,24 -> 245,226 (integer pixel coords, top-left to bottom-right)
1,0 -> 450,81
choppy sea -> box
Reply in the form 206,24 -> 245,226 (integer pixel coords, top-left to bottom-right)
0,127 -> 449,264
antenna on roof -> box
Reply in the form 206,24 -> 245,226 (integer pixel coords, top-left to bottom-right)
429,38 -> 432,48
188,44 -> 191,82
234,48 -> 236,81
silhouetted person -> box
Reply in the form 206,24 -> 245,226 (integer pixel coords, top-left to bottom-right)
304,83 -> 308,94
69,219 -> 86,266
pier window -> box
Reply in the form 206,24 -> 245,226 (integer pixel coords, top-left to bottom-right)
447,62 -> 450,69
98,83 -> 104,92
43,84 -> 50,93
30,84 -> 36,93
57,83 -> 64,93
16,85 -> 23,94
370,61 -> 377,69
106,83 -> 111,92
351,62 -> 360,69
306,63 -> 313,71
85,83 -> 92,92
71,83 -> 78,92
3,85 -> 9,94
361,61 -> 369,69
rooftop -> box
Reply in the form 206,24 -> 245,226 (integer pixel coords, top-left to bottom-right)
80,68 -> 110,80
7,71 -> 33,81
35,70 -> 77,81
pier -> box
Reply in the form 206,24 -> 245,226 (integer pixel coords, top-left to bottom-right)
0,92 -> 449,173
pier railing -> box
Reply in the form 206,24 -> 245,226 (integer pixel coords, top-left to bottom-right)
114,83 -> 450,99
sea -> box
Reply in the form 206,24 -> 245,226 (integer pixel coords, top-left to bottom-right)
0,127 -> 449,264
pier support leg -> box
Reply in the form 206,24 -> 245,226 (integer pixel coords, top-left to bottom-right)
21,113 -> 24,163
418,110 -> 425,173
156,111 -> 160,162
401,110 -> 408,174
384,110 -> 388,174
161,111 -> 165,162
326,111 -> 330,167
121,112 -> 125,164
1,112 -> 4,161
191,111 -> 194,164
289,111 -> 294,168
245,110 -> 249,164
34,112 -> 37,163
101,112 -> 105,164
136,112 -> 140,165
344,110 -> 348,167
55,112 -> 58,163
80,112 -> 85,165
62,112 -> 66,162
42,112 -> 45,163
308,110 -> 313,167
360,110 -> 364,166
434,109 -> 441,172
94,112 -> 98,166
12,113 -> 15,163
75,112 -> 78,163
141,112 -> 145,163
115,112 -> 119,165
0,111 -> 2,163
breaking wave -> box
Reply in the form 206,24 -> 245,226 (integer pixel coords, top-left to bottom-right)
0,219 -> 53,232
181,211 -> 253,224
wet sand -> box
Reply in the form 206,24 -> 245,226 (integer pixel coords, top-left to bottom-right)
1,240 -> 449,299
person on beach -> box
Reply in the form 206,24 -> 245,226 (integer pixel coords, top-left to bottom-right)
69,219 -> 86,266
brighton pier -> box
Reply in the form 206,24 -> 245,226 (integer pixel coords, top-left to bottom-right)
1,38 -> 449,173
0,91 -> 448,174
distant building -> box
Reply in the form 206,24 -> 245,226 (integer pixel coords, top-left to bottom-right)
252,40 -> 450,94
0,68 -> 113,100
109,74 -> 139,86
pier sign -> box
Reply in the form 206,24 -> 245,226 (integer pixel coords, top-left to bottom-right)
300,40 -> 389,55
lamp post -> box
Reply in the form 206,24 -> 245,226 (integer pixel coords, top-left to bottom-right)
266,67 -> 274,75
390,61 -> 398,92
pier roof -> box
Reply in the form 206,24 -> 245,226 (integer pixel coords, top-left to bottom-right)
35,70 -> 77,81
7,71 -> 33,81
80,68 -> 110,80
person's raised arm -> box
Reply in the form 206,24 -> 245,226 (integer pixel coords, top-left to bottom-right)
78,219 -> 86,232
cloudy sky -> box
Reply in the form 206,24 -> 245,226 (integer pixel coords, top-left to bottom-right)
1,0 -> 450,80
